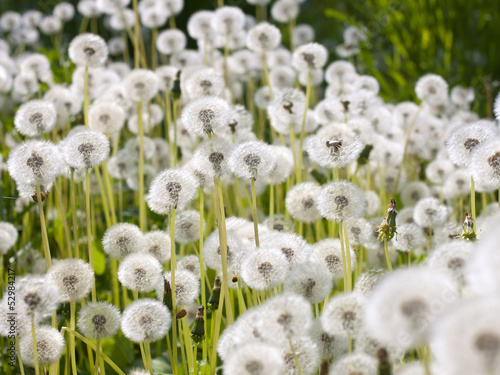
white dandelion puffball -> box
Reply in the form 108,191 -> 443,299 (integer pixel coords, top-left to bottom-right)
432,297 -> 500,375
317,180 -> 366,222
246,22 -> 281,52
173,210 -> 203,244
330,353 -> 378,375
68,33 -> 108,67
121,299 -> 171,343
309,238 -> 355,279
181,96 -> 231,136
14,100 -> 57,137
118,253 -> 162,293
20,325 -> 65,367
271,0 -> 299,23
412,197 -> 448,228
184,68 -> 225,100
469,138 -> 500,190
156,29 -> 187,55
222,341 -> 285,375
392,223 -> 424,253
0,222 -> 18,255
284,262 -> 332,303
285,182 -> 323,223
123,69 -> 159,102
8,140 -> 62,192
446,122 -> 497,167
61,129 -> 110,171
212,6 -> 245,34
47,259 -> 94,302
321,292 -> 365,337
203,229 -> 245,272
260,231 -> 310,267
102,222 -> 145,259
415,74 -> 448,105
228,141 -> 277,181
142,230 -> 171,264
364,267 -> 456,350
146,168 -> 198,214
163,269 -> 200,306
280,336 -> 320,375
88,101 -> 126,134
292,42 -> 328,71
187,10 -> 215,40
17,275 -> 61,321
427,241 -> 473,289
77,301 -> 121,340
241,247 -> 289,290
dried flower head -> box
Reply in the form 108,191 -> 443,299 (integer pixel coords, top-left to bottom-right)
47,259 -> 94,302
446,122 -> 497,167
118,253 -> 162,293
61,129 -> 110,170
228,141 -> 277,180
123,69 -> 159,102
20,325 -> 65,367
317,180 -> 366,222
247,22 -> 281,52
69,33 -> 108,67
181,96 -> 231,136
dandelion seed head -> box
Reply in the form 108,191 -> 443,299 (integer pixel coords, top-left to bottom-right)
173,210 -> 203,244
317,180 -> 366,222
78,301 -> 120,340
285,182 -> 323,223
164,269 -> 200,306
247,22 -> 281,52
292,42 -> 328,71
47,259 -> 94,302
413,197 -> 448,228
223,341 -> 285,375
68,33 -> 108,67
118,253 -> 162,293
123,69 -> 159,102
17,275 -> 61,321
181,96 -> 231,136
330,353 -> 378,375
121,298 -> 171,343
20,325 -> 65,367
271,0 -> 299,23
241,247 -> 289,290
310,238 -> 355,279
156,29 -> 186,55
187,11 -> 215,40
102,223 -> 144,259
203,229 -> 245,272
88,101 -> 125,134
284,262 -> 331,303
415,74 -> 448,105
267,88 -> 305,134
228,141 -> 276,181
61,129 -> 110,170
0,222 -> 18,255
446,122 -> 497,167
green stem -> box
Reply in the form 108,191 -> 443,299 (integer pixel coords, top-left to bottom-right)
70,172 -> 80,259
15,335 -> 25,375
31,319 -> 40,375
138,101 -> 147,232
85,169 -> 97,301
69,300 -> 77,375
94,339 -> 101,375
262,50 -> 273,100
36,184 -> 51,269
84,65 -> 89,128
297,71 -> 311,184
250,179 -> 260,248
343,222 -> 353,291
384,238 -> 393,271
338,222 -> 348,291
471,176 -> 476,234
169,208 -> 178,375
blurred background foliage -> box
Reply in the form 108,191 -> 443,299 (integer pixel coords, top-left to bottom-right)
1,0 -> 499,116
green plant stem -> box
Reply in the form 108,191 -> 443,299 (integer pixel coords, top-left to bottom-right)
262,50 -> 273,100
297,71 -> 311,183
471,176 -> 476,234
85,169 -> 97,301
15,335 -> 25,375
53,181 -> 71,258
343,222 -> 353,291
209,286 -> 226,375
151,28 -> 158,70
197,190 -> 208,364
250,178 -> 260,247
36,184 -> 52,269
69,300 -> 77,375
102,164 -> 117,224
70,171 -> 80,259
94,339 -> 101,375
143,340 -> 153,375
169,208 -> 178,375
338,222 -> 348,291
62,327 -> 127,375
138,101 -> 147,232
84,65 -> 90,128
384,238 -> 393,271
289,339 -> 303,375
31,319 -> 40,375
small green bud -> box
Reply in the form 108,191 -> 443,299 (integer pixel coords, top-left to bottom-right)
208,276 -> 221,311
190,306 -> 205,344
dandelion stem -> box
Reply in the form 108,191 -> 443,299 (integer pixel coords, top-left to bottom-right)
197,190 -> 209,364
85,169 -> 97,301
70,171 -> 80,259
297,71 -> 311,184
15,335 -> 25,375
338,222 -> 348,291
262,50 -> 273,100
138,101 -> 147,232
471,176 -> 476,234
289,338 -> 303,375
69,300 -> 77,375
250,178 -> 260,247
343,222 -> 353,291
169,208 -> 178,375
94,339 -> 101,375
36,184 -> 52,269
31,319 -> 40,375
83,65 -> 89,128
383,237 -> 393,271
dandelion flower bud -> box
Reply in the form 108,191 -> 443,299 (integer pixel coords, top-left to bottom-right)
156,29 -> 186,55
141,230 -> 171,264
365,267 -> 456,350
177,255 -> 201,277
212,6 -> 245,34
280,336 -> 320,375
8,140 -> 61,192
123,69 -> 159,102
68,33 -> 108,67
317,180 -> 366,222
173,210 -> 203,244
88,101 -> 125,134
392,224 -> 424,253
330,353 -> 378,375
223,341 -> 285,375
14,100 -> 56,137
306,124 -> 364,169
241,247 -> 289,290
47,259 -> 94,302
20,325 -> 65,368
415,74 -> 448,105
292,42 -> 328,71
284,262 -> 331,303
102,222 -> 145,259
17,276 -> 60,321
246,22 -> 281,52
413,197 -> 448,228
78,301 -> 120,340
163,269 -> 200,306
271,0 -> 299,23
147,168 -> 198,214
118,253 -> 162,293
61,129 -> 110,171
446,122 -> 497,167
181,96 -> 231,136
310,238 -> 355,279
0,222 -> 18,255
121,298 -> 171,343
228,141 -> 277,181
285,182 -> 322,223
